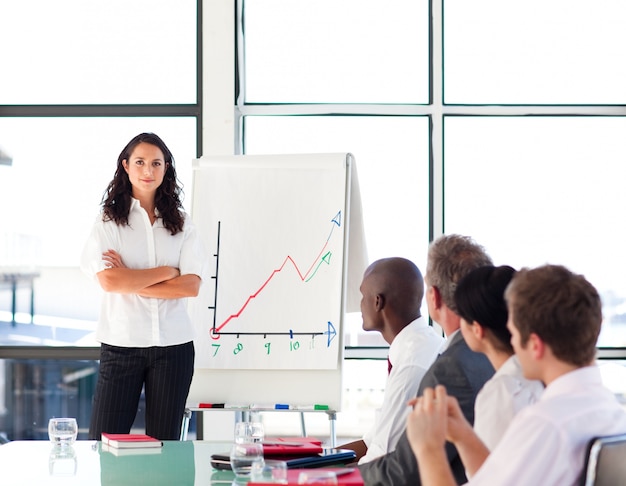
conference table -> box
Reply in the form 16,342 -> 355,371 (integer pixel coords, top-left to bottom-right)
0,440 -> 363,485
0,440 -> 237,485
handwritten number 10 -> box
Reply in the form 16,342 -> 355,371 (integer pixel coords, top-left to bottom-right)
290,341 -> 300,351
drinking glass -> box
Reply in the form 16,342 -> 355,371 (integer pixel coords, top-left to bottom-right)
234,421 -> 265,443
230,442 -> 264,479
48,418 -> 78,447
250,458 -> 288,484
297,470 -> 338,484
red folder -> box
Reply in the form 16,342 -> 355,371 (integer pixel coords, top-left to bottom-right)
249,467 -> 363,485
262,437 -> 323,456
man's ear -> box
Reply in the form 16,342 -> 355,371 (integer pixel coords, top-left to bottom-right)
375,293 -> 385,312
528,333 -> 545,360
431,285 -> 443,310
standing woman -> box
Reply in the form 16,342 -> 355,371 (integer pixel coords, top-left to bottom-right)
81,132 -> 208,440
454,265 -> 544,451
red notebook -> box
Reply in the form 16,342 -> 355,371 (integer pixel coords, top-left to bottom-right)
263,437 -> 323,456
249,467 -> 363,485
101,433 -> 163,449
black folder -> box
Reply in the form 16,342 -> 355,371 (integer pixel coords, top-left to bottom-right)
210,448 -> 356,470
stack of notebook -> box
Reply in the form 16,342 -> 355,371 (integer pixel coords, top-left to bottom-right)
101,433 -> 163,456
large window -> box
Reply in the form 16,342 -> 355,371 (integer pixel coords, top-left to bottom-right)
238,0 -> 626,352
0,0 -> 200,329
0,0 -> 201,441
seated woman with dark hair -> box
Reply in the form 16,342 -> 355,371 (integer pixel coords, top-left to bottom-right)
455,265 -> 544,451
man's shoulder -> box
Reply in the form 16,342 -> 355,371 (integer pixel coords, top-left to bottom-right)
422,335 -> 494,392
399,324 -> 445,352
437,337 -> 492,371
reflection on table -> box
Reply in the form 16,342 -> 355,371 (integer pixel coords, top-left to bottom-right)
0,440 -> 232,485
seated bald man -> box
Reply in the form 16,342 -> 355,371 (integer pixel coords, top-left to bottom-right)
341,257 -> 445,463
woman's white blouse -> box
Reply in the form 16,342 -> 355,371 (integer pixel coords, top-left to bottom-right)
473,355 -> 544,450
80,198 -> 209,347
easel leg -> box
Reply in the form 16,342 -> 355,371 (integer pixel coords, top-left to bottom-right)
299,412 -> 307,437
327,411 -> 337,448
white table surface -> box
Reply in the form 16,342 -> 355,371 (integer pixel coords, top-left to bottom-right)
0,440 -> 234,485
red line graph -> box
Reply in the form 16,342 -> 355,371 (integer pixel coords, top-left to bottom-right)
214,211 -> 341,333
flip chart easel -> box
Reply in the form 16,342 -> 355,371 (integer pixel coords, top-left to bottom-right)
186,153 -> 367,419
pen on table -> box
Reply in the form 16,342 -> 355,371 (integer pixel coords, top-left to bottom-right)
199,403 -> 225,408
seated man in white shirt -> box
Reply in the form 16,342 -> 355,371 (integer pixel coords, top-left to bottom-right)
341,257 -> 445,463
406,264 -> 626,486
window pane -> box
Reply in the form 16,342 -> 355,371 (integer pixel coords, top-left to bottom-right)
0,0 -> 197,104
444,0 -> 626,104
244,0 -> 429,103
444,116 -> 626,346
244,115 -> 430,346
0,118 -> 197,267
1,358 -> 99,439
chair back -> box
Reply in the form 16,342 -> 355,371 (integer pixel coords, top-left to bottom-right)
581,433 -> 626,486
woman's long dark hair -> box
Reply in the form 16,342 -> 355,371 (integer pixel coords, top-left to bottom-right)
101,133 -> 185,235
455,265 -> 517,354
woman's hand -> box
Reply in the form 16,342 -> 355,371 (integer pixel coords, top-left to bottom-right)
102,249 -> 126,269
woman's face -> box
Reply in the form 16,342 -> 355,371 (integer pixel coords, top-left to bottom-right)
122,142 -> 167,198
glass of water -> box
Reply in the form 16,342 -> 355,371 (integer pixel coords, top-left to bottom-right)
48,418 -> 78,447
234,421 -> 265,443
230,442 -> 264,479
